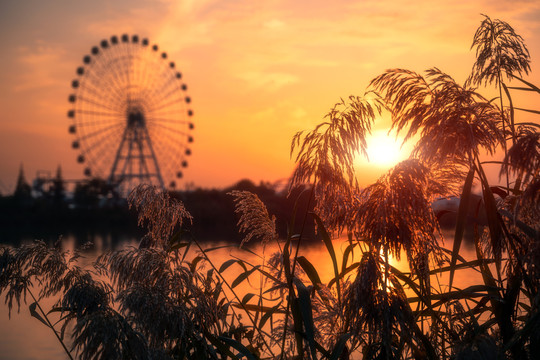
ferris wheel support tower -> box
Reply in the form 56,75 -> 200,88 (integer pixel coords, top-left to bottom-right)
108,108 -> 165,189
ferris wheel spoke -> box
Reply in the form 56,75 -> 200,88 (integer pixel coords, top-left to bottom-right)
79,80 -> 116,101
147,116 -> 191,126
77,122 -> 125,143
147,121 -> 191,137
142,63 -> 171,106
148,96 -> 188,113
149,86 -> 183,110
84,67 -> 125,94
84,146 -> 112,172
132,56 -> 150,92
152,73 -> 178,98
80,136 -> 124,161
139,56 -> 154,97
148,123 -> 186,137
124,44 -> 134,98
103,44 -> 131,102
151,143 -> 183,174
101,64 -> 132,101
150,68 -> 181,98
75,116 -> 124,131
79,81 -> 124,109
84,56 -> 129,94
88,77 -> 126,106
87,121 -> 124,148
103,54 -> 130,82
83,131 -> 125,171
76,95 -> 123,113
152,127 -> 189,155
75,109 -> 125,118
95,49 -> 133,91
149,109 -> 186,117
85,135 -> 121,172
148,133 -> 182,158
75,117 -> 125,130
86,133 -> 123,156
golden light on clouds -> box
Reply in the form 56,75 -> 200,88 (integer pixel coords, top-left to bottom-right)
0,0 -> 539,192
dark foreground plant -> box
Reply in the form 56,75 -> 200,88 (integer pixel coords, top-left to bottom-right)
0,185 -> 260,359
1,15 -> 539,360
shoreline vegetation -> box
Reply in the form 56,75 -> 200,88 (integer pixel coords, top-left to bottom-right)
1,15 -> 540,359
0,177 -> 483,246
0,179 -> 316,244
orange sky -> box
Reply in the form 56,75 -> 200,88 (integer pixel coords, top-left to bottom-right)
0,0 -> 539,193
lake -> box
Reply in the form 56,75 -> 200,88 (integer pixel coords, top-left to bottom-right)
0,231 -> 481,360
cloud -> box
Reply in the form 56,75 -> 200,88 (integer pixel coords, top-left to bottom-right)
13,42 -> 69,92
150,0 -> 220,52
236,71 -> 299,91
83,3 -> 168,40
264,19 -> 286,30
251,101 -> 307,122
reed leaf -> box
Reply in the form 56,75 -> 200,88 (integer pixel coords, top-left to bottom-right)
311,212 -> 341,306
231,266 -> 260,289
258,303 -> 283,329
329,334 -> 352,360
500,209 -> 538,239
449,167 -> 475,290
296,256 -> 322,287
514,76 -> 540,94
232,303 -> 286,314
29,301 -> 50,327
477,162 -> 504,266
328,262 -> 360,289
218,336 -> 258,360
514,108 -> 540,115
219,259 -> 239,273
503,309 -> 540,353
241,293 -> 256,306
407,285 -> 497,304
429,259 -> 496,275
290,293 -> 305,358
294,278 -> 318,359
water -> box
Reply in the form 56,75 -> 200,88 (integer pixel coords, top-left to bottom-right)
0,232 -> 481,360
0,233 -> 138,360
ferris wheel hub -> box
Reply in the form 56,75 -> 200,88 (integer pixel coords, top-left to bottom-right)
127,110 -> 145,127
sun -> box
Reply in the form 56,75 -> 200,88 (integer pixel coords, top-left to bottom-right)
354,130 -> 412,185
365,131 -> 405,167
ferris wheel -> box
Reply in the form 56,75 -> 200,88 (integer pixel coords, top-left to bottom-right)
67,34 -> 194,193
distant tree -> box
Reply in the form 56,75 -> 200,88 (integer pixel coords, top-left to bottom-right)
73,178 -> 109,209
229,179 -> 258,192
13,164 -> 31,200
49,165 -> 66,205
183,181 -> 196,191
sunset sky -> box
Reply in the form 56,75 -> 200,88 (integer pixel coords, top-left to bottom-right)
0,0 -> 539,193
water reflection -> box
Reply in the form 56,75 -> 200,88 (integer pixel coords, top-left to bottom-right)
0,232 -> 481,360
0,233 -> 138,360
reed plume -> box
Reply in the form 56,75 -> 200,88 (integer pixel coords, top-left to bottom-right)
128,184 -> 192,247
371,68 -> 504,166
229,190 -> 277,247
467,14 -> 530,88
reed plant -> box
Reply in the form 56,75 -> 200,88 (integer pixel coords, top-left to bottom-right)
1,15 -> 539,359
